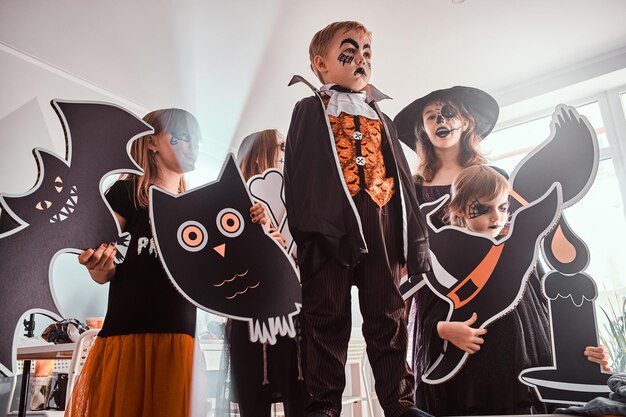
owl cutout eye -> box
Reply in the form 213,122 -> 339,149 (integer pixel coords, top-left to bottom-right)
177,221 -> 208,252
35,200 -> 53,210
54,176 -> 64,193
216,208 -> 244,238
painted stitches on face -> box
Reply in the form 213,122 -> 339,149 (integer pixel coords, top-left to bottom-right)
337,37 -> 371,72
338,52 -> 354,65
338,37 -> 359,66
322,29 -> 372,92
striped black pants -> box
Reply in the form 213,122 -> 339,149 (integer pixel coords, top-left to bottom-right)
301,192 -> 415,417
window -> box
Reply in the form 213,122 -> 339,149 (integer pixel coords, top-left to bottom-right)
481,101 -> 610,173
483,89 -> 626,371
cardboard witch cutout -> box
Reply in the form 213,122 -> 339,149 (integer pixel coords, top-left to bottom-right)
421,183 -> 562,384
149,155 -> 301,345
0,100 -> 151,375
419,104 -> 611,403
514,106 -> 611,404
247,168 -> 296,256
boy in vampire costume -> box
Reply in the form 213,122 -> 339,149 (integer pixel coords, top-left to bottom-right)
283,21 -> 431,417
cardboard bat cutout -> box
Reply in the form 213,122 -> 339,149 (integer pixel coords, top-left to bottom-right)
149,155 -> 301,345
0,100 -> 151,375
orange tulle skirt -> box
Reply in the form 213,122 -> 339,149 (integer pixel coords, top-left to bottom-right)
65,333 -> 194,417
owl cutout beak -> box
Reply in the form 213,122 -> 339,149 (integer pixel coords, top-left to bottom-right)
213,243 -> 226,257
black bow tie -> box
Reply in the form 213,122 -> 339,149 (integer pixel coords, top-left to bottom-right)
329,84 -> 355,93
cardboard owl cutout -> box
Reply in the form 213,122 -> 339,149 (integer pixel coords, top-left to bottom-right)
0,100 -> 151,375
149,154 -> 301,345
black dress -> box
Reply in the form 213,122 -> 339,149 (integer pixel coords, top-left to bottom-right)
226,319 -> 307,417
411,183 -> 554,416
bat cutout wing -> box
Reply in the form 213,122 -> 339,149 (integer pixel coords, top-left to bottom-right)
422,183 -> 562,384
0,100 -> 151,375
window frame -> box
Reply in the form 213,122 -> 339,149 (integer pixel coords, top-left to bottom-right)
491,85 -> 626,217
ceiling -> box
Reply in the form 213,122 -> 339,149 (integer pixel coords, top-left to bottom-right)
1,0 -> 626,176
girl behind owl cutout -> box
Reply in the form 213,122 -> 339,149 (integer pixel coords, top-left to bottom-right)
225,129 -> 307,417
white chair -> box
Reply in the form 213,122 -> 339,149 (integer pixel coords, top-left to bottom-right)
7,328 -> 99,416
65,328 -> 99,404
341,338 -> 374,417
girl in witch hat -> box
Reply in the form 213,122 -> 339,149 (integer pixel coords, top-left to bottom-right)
394,88 -> 609,415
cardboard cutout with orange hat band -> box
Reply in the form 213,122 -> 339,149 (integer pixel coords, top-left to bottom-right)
400,100 -> 611,404
420,182 -> 562,384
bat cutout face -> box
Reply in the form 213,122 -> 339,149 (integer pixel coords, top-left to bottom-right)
2,151 -> 78,228
150,154 -> 301,345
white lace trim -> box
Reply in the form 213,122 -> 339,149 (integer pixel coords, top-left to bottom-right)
321,84 -> 380,120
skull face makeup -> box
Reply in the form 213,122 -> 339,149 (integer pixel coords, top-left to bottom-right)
436,104 -> 458,124
422,101 -> 468,150
169,131 -> 200,148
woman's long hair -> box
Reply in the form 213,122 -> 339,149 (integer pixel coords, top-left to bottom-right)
121,108 -> 201,209
237,129 -> 282,181
415,99 -> 486,184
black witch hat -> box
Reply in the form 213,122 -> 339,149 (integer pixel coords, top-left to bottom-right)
393,86 -> 499,150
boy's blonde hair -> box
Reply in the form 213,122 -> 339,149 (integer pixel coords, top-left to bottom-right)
309,21 -> 372,82
448,165 -> 510,227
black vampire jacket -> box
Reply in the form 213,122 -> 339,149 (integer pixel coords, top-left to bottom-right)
284,76 -> 431,279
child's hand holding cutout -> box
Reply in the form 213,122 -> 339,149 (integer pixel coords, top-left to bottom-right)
584,345 -> 612,372
437,312 -> 487,354
78,243 -> 117,284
